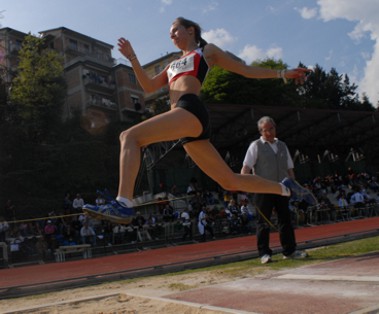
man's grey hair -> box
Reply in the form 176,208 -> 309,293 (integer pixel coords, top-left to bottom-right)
257,116 -> 276,130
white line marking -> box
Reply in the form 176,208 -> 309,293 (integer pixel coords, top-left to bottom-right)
277,274 -> 379,282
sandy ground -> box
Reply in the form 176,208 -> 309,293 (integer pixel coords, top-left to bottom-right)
0,265 -> 266,314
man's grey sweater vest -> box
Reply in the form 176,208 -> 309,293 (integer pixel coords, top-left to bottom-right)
253,140 -> 289,182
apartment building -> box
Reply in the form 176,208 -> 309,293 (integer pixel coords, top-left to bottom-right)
40,27 -> 146,122
0,27 -> 25,87
0,26 -> 146,123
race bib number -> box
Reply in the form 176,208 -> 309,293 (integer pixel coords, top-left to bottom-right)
167,54 -> 195,82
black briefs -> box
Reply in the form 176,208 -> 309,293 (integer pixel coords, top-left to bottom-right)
176,94 -> 211,144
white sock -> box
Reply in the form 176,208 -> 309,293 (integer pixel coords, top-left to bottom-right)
280,183 -> 291,197
116,196 -> 133,208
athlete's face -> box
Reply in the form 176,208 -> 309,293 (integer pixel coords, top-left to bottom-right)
259,121 -> 276,143
169,22 -> 191,49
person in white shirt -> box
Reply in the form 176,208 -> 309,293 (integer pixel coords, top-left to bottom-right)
181,209 -> 192,240
72,194 -> 84,212
80,222 -> 96,246
241,116 -> 308,264
197,206 -> 214,242
350,187 -> 365,207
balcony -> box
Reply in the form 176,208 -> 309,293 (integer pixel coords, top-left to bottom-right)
87,94 -> 117,111
83,70 -> 115,93
65,47 -> 114,67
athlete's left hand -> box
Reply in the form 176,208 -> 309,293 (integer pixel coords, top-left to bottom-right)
285,68 -> 312,85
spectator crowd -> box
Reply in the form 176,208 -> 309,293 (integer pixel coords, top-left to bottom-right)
1,168 -> 378,265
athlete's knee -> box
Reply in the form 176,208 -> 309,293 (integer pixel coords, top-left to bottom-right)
119,129 -> 130,144
119,128 -> 140,146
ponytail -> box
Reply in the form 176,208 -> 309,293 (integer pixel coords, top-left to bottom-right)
198,37 -> 208,49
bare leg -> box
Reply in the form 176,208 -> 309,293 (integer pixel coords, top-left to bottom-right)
184,140 -> 283,195
118,108 -> 203,200
117,107 -> 283,202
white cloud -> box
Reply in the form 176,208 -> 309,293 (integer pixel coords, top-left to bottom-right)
238,45 -> 283,64
238,45 -> 264,63
317,0 -> 379,105
267,47 -> 283,59
203,28 -> 235,48
159,0 -> 173,13
202,0 -> 219,14
359,41 -> 379,104
325,49 -> 333,62
296,6 -> 318,19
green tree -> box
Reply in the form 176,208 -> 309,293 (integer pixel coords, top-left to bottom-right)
301,64 -> 374,110
201,58 -> 301,106
10,34 -> 66,142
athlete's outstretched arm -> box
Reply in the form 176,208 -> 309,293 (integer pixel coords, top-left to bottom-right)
203,43 -> 310,84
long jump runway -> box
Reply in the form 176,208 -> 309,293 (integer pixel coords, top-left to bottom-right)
1,217 -> 379,313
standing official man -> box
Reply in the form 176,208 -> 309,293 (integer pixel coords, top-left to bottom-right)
241,116 -> 308,264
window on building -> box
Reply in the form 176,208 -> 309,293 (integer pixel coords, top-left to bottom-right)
128,73 -> 137,84
15,39 -> 22,50
131,95 -> 141,111
131,96 -> 139,104
69,39 -> 78,50
11,39 -> 23,52
83,43 -> 90,54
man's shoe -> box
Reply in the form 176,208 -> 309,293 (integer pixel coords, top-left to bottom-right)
281,178 -> 318,206
82,201 -> 134,225
283,250 -> 308,260
260,254 -> 272,264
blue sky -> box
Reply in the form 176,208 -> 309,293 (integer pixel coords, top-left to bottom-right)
1,0 -> 378,105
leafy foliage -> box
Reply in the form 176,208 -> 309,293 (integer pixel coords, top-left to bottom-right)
202,58 -> 374,111
9,34 -> 67,142
298,64 -> 374,111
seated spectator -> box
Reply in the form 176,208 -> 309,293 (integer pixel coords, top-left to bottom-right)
162,203 -> 175,222
181,208 -> 192,241
72,193 -> 85,212
80,222 -> 96,246
227,199 -> 239,216
337,194 -> 349,209
132,212 -> 151,241
44,220 -> 57,252
146,214 -> 160,240
368,176 -> 379,192
350,186 -> 365,208
198,206 -> 215,242
112,224 -> 127,244
78,213 -> 89,225
223,191 -> 232,208
60,218 -> 77,244
337,194 -> 350,220
240,199 -> 253,232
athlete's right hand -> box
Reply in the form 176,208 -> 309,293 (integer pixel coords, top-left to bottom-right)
118,37 -> 136,60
